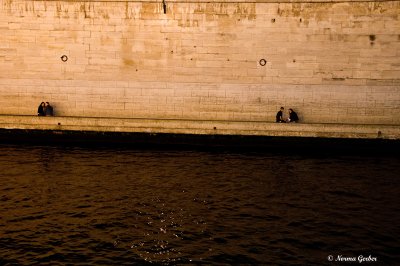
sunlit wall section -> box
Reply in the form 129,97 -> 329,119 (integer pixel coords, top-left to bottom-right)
0,0 -> 399,124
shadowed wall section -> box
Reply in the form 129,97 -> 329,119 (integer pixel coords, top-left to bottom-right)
0,0 -> 399,124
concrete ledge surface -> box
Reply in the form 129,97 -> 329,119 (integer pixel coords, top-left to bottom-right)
0,115 -> 399,140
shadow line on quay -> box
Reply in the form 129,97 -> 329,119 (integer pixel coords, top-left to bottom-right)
0,128 -> 399,156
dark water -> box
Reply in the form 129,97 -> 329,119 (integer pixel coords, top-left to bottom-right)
0,144 -> 399,265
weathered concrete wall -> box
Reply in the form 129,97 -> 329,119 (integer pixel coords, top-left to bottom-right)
1,0 -> 399,125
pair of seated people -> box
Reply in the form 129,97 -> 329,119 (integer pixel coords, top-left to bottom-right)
276,107 -> 299,123
37,102 -> 54,116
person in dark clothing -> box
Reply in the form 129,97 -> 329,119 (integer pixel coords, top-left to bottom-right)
288,108 -> 299,122
276,107 -> 285,123
45,102 -> 54,116
37,102 -> 45,116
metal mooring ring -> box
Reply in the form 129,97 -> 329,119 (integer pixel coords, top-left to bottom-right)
259,59 -> 267,66
61,55 -> 68,62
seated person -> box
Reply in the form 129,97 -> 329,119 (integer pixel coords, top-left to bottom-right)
45,102 -> 54,116
37,102 -> 45,116
276,107 -> 285,123
287,108 -> 299,122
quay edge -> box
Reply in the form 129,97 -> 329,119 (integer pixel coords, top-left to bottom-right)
0,115 -> 399,153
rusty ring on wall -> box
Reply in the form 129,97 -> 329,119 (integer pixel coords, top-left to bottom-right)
61,55 -> 68,62
259,59 -> 267,66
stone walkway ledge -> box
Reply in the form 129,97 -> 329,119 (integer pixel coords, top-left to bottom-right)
0,115 -> 399,140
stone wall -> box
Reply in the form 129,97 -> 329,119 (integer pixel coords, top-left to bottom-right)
1,0 -> 399,124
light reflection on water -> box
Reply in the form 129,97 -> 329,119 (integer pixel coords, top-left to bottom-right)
0,144 -> 399,265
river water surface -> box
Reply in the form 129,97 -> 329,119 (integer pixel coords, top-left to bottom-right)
0,144 -> 399,265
